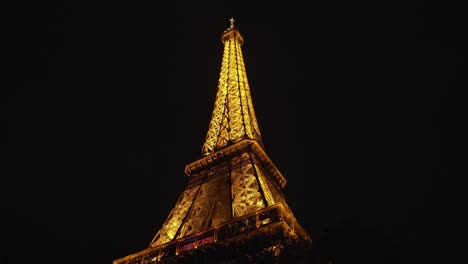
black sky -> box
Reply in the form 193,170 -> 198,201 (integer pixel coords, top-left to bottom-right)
2,2 -> 464,264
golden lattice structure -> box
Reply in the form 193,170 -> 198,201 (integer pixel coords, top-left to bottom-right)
201,19 -> 263,156
114,18 -> 312,264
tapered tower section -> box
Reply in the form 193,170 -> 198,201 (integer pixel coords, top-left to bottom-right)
201,17 -> 263,156
114,18 -> 312,264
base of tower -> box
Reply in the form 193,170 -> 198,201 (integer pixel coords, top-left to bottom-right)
114,203 -> 318,264
150,221 -> 314,264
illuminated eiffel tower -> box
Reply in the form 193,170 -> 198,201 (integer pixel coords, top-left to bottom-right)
114,18 -> 312,264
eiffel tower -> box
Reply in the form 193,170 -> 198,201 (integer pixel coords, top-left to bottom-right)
114,18 -> 312,264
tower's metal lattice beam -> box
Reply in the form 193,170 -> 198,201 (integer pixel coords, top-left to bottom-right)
201,26 -> 263,155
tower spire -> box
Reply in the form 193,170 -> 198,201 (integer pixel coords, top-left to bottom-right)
201,18 -> 263,155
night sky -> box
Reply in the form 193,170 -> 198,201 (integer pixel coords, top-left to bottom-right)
2,2 -> 464,264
